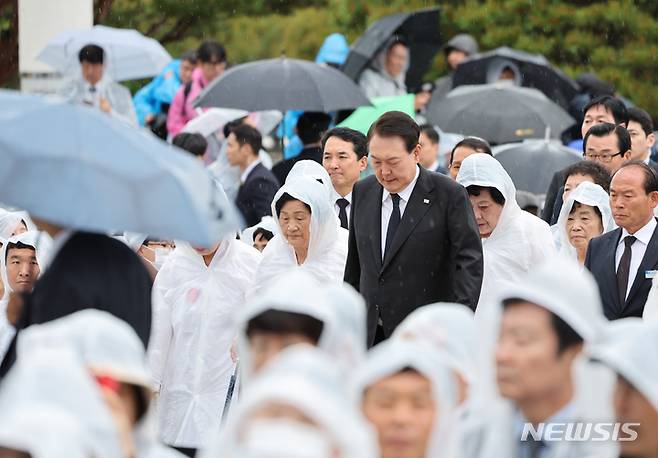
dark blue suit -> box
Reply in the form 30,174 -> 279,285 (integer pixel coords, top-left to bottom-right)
236,162 -> 280,227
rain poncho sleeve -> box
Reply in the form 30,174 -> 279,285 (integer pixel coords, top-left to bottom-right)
456,153 -> 556,313
167,67 -> 206,137
133,60 -> 182,125
555,181 -> 615,261
147,239 -> 261,448
59,76 -> 138,126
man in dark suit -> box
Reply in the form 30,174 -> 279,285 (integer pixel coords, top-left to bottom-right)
272,112 -> 331,185
344,111 -> 483,346
585,161 -> 658,319
627,107 -> 658,173
226,124 -> 280,227
418,124 -> 447,174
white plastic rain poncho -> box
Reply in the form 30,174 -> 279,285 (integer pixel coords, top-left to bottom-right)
358,39 -> 408,99
555,181 -> 615,261
240,215 -> 279,248
0,210 -> 31,239
0,231 -> 50,360
0,346 -> 123,458
352,339 -> 461,458
148,238 -> 261,448
16,310 -> 184,458
286,160 -> 335,204
202,345 -> 379,458
253,177 -> 348,295
588,319 -> 658,412
456,153 -> 555,313
472,256 -> 618,458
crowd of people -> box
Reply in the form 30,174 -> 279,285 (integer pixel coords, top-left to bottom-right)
2,24 -> 658,458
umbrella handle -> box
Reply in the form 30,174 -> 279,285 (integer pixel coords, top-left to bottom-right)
220,359 -> 240,424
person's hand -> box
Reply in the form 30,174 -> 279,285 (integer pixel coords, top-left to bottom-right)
6,292 -> 23,326
145,114 -> 155,125
414,91 -> 431,111
99,97 -> 112,113
230,338 -> 238,363
253,232 -> 268,252
100,386 -> 137,458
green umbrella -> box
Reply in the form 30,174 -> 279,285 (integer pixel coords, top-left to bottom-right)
339,94 -> 415,134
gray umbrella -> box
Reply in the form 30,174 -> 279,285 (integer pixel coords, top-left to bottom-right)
493,140 -> 582,196
194,57 -> 371,112
425,83 -> 575,144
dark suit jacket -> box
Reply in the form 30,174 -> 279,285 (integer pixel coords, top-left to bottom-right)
541,168 -> 567,223
271,146 -> 323,186
649,159 -> 658,175
236,162 -> 280,227
344,166 -> 483,346
585,220 -> 658,319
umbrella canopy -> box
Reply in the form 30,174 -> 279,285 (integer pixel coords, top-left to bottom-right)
425,83 -> 575,144
341,7 -> 441,91
0,90 -> 239,246
37,25 -> 172,81
452,46 -> 579,109
182,108 -> 283,138
338,94 -> 414,134
194,57 -> 371,112
493,140 -> 582,196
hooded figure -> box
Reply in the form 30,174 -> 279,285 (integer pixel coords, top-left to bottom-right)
202,345 -> 379,458
358,38 -> 409,100
353,339 -> 461,458
253,177 -> 348,295
0,210 -> 30,240
555,182 -> 615,263
472,257 -> 618,458
16,310 -> 185,458
0,346 -> 124,458
432,33 -> 479,100
148,235 -> 261,449
456,153 -> 555,313
286,159 -> 335,205
240,216 -> 279,251
485,58 -> 522,86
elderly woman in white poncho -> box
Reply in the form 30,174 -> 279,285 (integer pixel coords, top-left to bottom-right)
555,181 -> 615,265
456,153 -> 555,313
253,176 -> 348,295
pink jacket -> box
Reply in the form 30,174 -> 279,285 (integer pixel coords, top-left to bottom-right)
167,67 -> 208,137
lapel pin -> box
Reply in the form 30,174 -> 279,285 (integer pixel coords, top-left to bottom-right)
423,199 -> 430,204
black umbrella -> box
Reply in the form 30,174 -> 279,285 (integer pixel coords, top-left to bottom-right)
425,83 -> 575,144
341,7 -> 441,91
452,46 -> 579,109
194,57 -> 371,112
493,140 -> 582,196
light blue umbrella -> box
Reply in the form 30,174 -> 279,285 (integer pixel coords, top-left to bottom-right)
0,90 -> 240,247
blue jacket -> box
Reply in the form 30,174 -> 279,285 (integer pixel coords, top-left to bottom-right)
133,60 -> 182,126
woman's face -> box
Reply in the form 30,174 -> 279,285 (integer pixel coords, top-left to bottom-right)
566,204 -> 604,251
278,200 -> 311,254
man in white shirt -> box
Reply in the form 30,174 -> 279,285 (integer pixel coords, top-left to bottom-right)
59,44 -> 137,126
322,127 -> 368,230
585,161 -> 658,319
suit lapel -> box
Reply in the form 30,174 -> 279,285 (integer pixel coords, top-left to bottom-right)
381,168 -> 434,272
604,229 -> 623,316
626,219 -> 658,306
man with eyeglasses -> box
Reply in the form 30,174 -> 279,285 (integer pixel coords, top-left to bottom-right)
583,123 -> 632,174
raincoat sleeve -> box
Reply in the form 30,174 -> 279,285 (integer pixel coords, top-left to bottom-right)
447,185 -> 484,311
167,86 -> 187,137
147,278 -> 173,391
107,83 -> 138,126
358,69 -> 382,100
133,80 -> 160,126
541,170 -> 563,223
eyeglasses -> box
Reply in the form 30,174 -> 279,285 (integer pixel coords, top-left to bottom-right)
583,151 -> 624,163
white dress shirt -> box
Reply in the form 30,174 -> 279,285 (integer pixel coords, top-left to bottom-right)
240,159 -> 261,184
333,191 -> 352,221
615,217 -> 657,300
380,166 -> 420,259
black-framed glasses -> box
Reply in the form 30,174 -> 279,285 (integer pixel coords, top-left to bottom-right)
583,151 -> 624,163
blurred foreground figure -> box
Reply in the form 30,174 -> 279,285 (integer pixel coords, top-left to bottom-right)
59,44 -> 137,125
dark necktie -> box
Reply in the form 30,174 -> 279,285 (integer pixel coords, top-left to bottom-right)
336,198 -> 349,230
617,235 -> 637,305
89,85 -> 96,93
525,437 -> 545,458
384,193 -> 401,257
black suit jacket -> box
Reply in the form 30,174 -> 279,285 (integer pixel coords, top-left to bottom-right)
344,167 -> 483,346
541,168 -> 568,223
585,220 -> 658,319
236,162 -> 280,227
271,146 -> 323,186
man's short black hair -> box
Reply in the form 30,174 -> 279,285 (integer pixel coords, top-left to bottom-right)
78,44 -> 104,64
172,132 -> 208,157
563,161 -> 612,192
222,116 -> 248,139
5,241 -> 36,264
420,124 -> 440,145
368,111 -> 420,153
252,227 -> 274,243
466,185 -> 506,206
502,299 -> 584,355
627,107 -> 655,136
583,95 -> 628,127
246,309 -> 324,344
297,112 -> 331,145
583,123 -> 631,156
180,50 -> 197,63
615,160 -> 658,195
196,40 -> 227,64
321,127 -> 368,160
449,137 -> 492,165
231,124 -> 262,156
275,193 -> 311,218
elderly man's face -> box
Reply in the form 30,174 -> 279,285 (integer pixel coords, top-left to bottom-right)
610,166 -> 658,234
370,134 -> 419,194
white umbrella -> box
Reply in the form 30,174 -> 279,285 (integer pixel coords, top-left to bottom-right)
37,25 -> 171,81
182,108 -> 283,138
